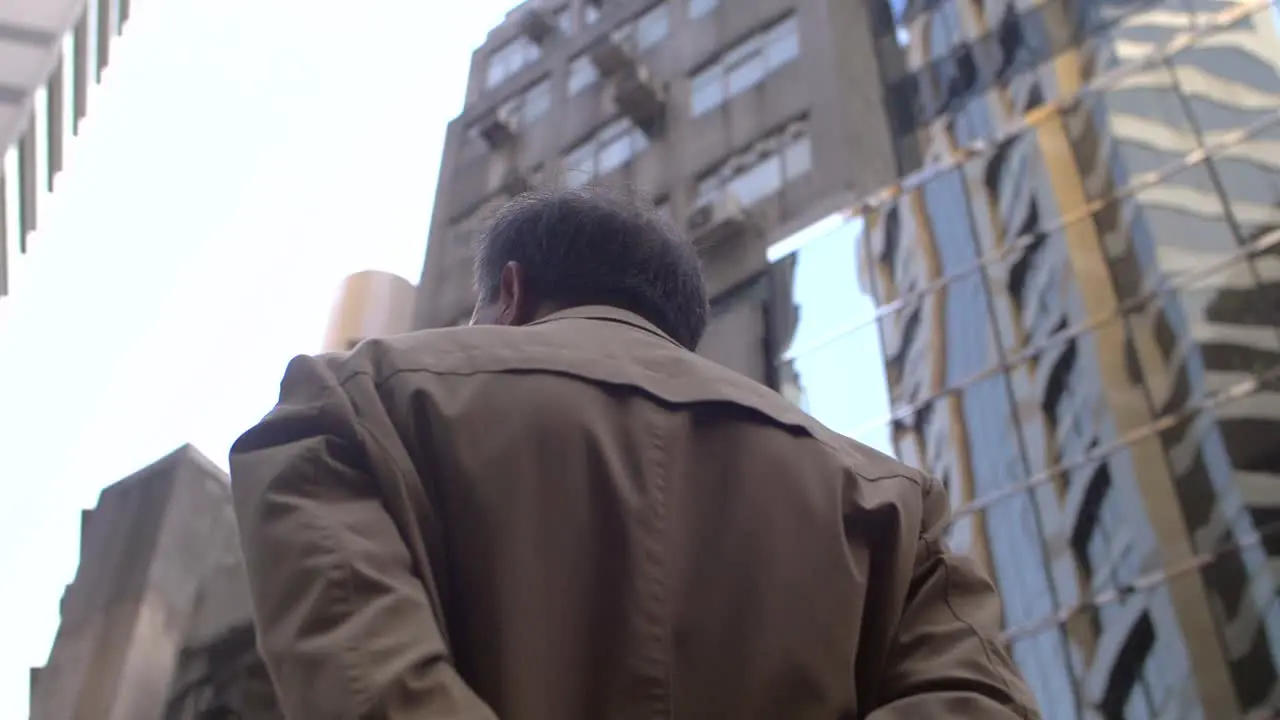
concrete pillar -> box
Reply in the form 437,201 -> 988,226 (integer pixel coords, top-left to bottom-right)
30,445 -> 243,720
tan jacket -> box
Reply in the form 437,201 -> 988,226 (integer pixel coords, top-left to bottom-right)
230,305 -> 1040,720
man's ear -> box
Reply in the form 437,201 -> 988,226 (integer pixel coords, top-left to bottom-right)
497,261 -> 536,326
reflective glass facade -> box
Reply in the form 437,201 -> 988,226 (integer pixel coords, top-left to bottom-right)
772,217 -> 895,457
771,0 -> 1280,717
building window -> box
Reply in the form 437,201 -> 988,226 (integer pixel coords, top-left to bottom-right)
465,78 -> 552,150
689,0 -> 718,19
472,78 -> 553,141
1141,631 -> 1180,715
555,6 -> 573,36
888,0 -> 910,46
567,54 -> 600,97
634,2 -> 671,51
782,133 -> 812,177
570,3 -> 669,100
515,79 -> 552,125
1071,462 -> 1146,611
609,2 -> 672,53
562,117 -> 651,187
654,197 -> 674,224
727,51 -> 767,95
689,14 -> 800,117
696,125 -> 812,207
766,16 -> 800,67
690,71 -> 723,116
486,36 -> 541,89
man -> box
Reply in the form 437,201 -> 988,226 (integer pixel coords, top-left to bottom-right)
230,189 -> 1040,719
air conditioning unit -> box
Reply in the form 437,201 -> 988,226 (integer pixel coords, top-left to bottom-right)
611,63 -> 665,130
687,194 -> 749,249
477,105 -> 518,149
519,7 -> 557,44
588,30 -> 636,76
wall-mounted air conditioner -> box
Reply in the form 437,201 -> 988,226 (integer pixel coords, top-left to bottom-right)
589,30 -> 636,77
687,194 -> 750,249
518,7 -> 556,44
611,64 -> 665,131
477,105 -> 519,149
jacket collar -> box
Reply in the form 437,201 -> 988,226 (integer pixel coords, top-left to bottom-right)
527,305 -> 683,350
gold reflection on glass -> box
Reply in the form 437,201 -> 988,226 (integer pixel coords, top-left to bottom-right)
851,1 -> 1280,717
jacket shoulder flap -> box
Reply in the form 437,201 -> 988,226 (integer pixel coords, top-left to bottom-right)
360,321 -> 917,482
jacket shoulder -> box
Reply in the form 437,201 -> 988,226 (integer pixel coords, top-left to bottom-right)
338,323 -> 923,485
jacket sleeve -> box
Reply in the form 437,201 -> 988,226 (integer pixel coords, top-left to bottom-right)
867,475 -> 1042,719
229,353 -> 497,720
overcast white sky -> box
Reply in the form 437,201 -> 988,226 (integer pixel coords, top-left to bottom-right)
0,1 -> 516,714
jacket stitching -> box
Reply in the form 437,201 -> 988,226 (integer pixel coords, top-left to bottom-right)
528,314 -> 684,349
337,368 -> 924,492
643,406 -> 674,718
295,446 -> 373,714
928,535 -> 1031,720
353,415 -> 455,650
857,471 -> 923,490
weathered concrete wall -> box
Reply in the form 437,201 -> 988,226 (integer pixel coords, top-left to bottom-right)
30,444 -> 270,720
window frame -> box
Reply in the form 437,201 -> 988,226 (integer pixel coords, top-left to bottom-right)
634,2 -> 671,51
519,79 -> 552,124
486,35 -> 541,89
563,142 -> 596,187
782,135 -> 812,180
726,52 -> 768,96
567,53 -> 600,97
554,6 -> 574,35
489,77 -> 553,135
688,13 -> 800,117
561,117 -> 650,186
689,67 -> 724,115
727,153 -> 783,206
697,126 -> 813,209
765,16 -> 800,67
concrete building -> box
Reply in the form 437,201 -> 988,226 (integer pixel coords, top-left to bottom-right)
321,270 -> 417,353
29,445 -> 274,720
848,0 -> 1280,717
413,0 -> 1280,716
30,3 -> 912,715
34,1 -> 1280,718
1,0 -> 132,297
411,0 -> 912,383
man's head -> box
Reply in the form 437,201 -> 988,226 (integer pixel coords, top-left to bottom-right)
470,188 -> 709,350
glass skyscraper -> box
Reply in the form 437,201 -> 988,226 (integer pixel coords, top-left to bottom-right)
769,0 -> 1280,716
